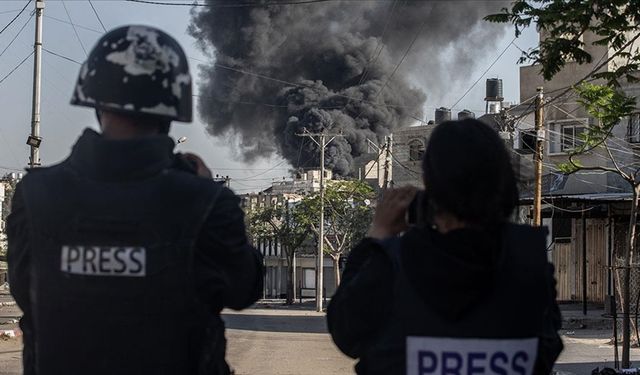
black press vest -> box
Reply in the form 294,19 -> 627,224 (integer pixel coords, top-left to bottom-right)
358,224 -> 550,375
20,161 -> 221,375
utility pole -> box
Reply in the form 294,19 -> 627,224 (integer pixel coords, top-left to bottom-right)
532,87 -> 544,226
27,0 -> 45,168
383,135 -> 393,189
297,129 -> 342,312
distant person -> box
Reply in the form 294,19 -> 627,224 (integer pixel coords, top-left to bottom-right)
327,119 -> 563,375
7,25 -> 262,375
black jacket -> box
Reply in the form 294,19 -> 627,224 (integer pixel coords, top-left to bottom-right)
7,129 -> 263,375
327,224 -> 563,375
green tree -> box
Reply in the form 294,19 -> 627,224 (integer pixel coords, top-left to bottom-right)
486,1 -> 640,87
487,2 -> 640,367
0,178 -> 18,261
298,180 -> 374,287
248,201 -> 308,304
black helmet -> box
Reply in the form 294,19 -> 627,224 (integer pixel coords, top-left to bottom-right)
71,25 -> 192,122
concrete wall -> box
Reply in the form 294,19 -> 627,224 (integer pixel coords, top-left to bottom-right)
515,29 -> 640,196
391,125 -> 435,188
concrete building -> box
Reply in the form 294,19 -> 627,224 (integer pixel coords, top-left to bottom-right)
240,170 -> 339,300
390,125 -> 433,188
511,28 -> 640,304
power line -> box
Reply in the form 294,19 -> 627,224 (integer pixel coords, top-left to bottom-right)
43,48 -> 82,65
190,57 -> 419,110
450,37 -> 516,109
0,9 -> 23,16
0,0 -> 31,35
61,0 -> 87,56
0,13 -> 33,59
125,0 -> 336,6
0,51 -> 33,86
87,0 -> 107,32
44,15 -> 103,34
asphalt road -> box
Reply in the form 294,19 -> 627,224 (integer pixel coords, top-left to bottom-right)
223,308 -> 354,375
0,305 -> 638,374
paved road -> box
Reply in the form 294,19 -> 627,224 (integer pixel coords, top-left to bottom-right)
223,308 -> 354,375
555,329 -> 640,374
0,305 -> 639,374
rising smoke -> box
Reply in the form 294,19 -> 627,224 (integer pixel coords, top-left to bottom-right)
189,0 -> 509,176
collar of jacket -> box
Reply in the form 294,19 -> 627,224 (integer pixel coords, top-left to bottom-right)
66,128 -> 176,181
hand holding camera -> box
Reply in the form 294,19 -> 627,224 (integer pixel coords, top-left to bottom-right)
367,186 -> 418,240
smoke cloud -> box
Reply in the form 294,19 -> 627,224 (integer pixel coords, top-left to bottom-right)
189,0 -> 509,176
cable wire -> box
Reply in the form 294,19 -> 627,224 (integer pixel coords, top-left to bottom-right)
0,0 -> 31,35
87,0 -> 107,32
0,9 -> 24,16
0,51 -> 32,86
450,37 -> 516,109
0,13 -> 33,59
125,0 -> 337,6
61,0 -> 87,57
43,48 -> 82,65
44,15 -> 103,34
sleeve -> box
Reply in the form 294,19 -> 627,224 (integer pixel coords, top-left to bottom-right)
534,262 -> 564,374
326,237 -> 393,359
6,183 -> 35,375
194,186 -> 264,311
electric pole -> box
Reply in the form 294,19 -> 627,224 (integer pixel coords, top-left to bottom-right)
297,129 -> 342,312
27,0 -> 44,168
383,135 -> 393,189
533,87 -> 544,226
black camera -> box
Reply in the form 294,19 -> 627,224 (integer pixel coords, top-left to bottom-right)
407,190 -> 428,226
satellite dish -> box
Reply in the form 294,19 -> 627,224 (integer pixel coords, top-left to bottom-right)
364,199 -> 371,206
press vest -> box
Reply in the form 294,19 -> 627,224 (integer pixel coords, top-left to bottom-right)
20,161 -> 221,375
358,225 -> 550,375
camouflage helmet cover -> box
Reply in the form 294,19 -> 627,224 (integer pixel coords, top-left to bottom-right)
71,25 -> 192,122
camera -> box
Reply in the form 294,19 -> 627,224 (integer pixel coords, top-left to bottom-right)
407,190 -> 428,226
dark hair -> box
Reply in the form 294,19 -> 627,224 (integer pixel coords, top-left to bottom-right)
422,118 -> 518,228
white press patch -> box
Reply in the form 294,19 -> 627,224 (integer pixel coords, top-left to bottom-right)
61,246 -> 146,277
406,337 -> 538,375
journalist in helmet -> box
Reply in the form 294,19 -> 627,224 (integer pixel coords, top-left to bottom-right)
327,119 -> 563,375
7,26 -> 263,375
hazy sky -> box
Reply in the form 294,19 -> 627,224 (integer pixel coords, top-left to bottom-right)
0,0 -> 538,192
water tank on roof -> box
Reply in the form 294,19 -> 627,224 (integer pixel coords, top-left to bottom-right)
485,78 -> 504,101
457,109 -> 475,120
435,107 -> 451,125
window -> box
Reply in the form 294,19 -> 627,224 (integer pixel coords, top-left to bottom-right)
560,124 -> 586,152
552,218 -> 572,244
408,139 -> 425,161
628,114 -> 640,143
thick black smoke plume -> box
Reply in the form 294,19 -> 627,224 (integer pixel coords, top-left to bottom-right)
189,0 -> 509,176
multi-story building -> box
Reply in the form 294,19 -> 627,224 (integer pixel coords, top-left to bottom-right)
240,170 -> 339,300
509,28 -> 640,305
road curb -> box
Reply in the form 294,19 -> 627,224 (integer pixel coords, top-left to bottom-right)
562,316 -> 612,330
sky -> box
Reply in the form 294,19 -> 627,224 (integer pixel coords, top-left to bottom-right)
0,0 -> 538,193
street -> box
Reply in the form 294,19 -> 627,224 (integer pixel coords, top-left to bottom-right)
224,307 -> 354,375
0,303 -> 638,374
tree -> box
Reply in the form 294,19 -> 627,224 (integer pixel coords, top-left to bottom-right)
0,178 -> 18,262
248,201 -> 308,304
1,178 -> 17,226
486,1 -> 640,88
298,180 -> 374,287
486,2 -> 640,367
